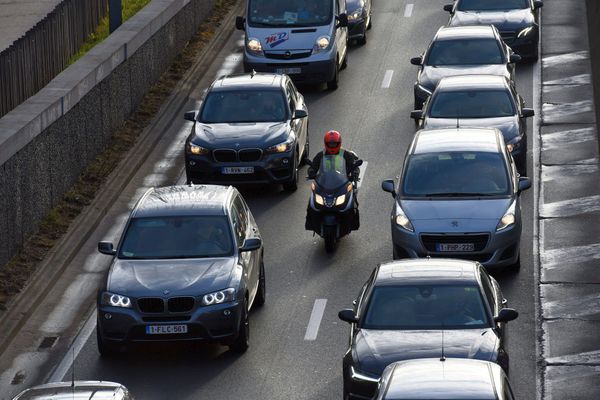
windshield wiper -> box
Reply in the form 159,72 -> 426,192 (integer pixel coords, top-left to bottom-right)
423,192 -> 496,197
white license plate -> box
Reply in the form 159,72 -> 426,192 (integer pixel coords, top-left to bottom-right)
145,324 -> 188,335
276,67 -> 301,75
436,243 -> 475,252
222,166 -> 254,174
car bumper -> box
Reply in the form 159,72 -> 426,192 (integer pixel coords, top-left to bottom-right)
97,300 -> 242,344
348,19 -> 367,40
185,151 -> 296,185
391,224 -> 521,269
244,52 -> 336,84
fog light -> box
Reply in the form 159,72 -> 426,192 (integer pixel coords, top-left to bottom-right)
104,313 -> 112,320
223,310 -> 231,316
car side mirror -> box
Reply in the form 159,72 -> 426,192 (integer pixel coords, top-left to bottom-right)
521,108 -> 535,118
443,4 -> 453,12
338,309 -> 359,324
382,179 -> 396,198
184,111 -> 196,122
410,110 -> 423,120
240,237 -> 262,252
410,56 -> 423,66
235,16 -> 245,31
494,308 -> 519,323
98,241 -> 116,256
533,0 -> 543,9
518,176 -> 531,192
293,109 -> 308,119
509,54 -> 522,64
337,13 -> 348,28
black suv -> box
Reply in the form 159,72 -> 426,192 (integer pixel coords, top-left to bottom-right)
96,185 -> 265,354
184,73 -> 309,191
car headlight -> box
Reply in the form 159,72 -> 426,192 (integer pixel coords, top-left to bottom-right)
348,7 -> 363,21
350,366 -> 380,383
517,25 -> 535,38
506,136 -> 522,153
335,193 -> 346,206
101,292 -> 132,308
315,193 -> 325,205
497,201 -> 517,231
188,143 -> 210,155
266,136 -> 294,154
313,36 -> 330,53
246,38 -> 263,56
201,288 -> 236,306
394,203 -> 414,232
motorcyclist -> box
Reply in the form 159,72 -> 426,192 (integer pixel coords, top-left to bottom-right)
308,130 -> 360,182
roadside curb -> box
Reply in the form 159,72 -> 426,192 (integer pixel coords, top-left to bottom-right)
0,0 -> 243,357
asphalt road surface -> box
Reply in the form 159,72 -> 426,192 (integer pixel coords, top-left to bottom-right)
32,1 -> 538,399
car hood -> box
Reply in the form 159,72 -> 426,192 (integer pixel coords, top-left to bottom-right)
450,9 -> 534,31
419,65 -> 510,91
423,116 -> 520,140
107,258 -> 236,296
354,329 -> 498,375
192,122 -> 289,148
401,199 -> 511,231
247,25 -> 333,51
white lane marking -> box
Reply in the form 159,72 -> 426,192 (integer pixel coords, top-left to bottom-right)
546,349 -> 600,365
542,293 -> 600,320
215,52 -> 243,78
542,127 -> 597,149
540,194 -> 600,218
542,163 -> 599,181
304,299 -> 327,341
542,100 -> 594,123
381,70 -> 394,89
545,73 -> 591,86
48,310 -> 97,382
357,161 -> 368,189
543,50 -> 589,68
541,243 -> 600,270
404,4 -> 414,17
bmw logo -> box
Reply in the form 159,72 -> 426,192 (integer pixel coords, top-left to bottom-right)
163,290 -> 170,295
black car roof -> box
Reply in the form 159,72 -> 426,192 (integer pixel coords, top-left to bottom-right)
435,25 -> 496,41
210,73 -> 284,91
375,259 -> 480,286
131,185 -> 234,218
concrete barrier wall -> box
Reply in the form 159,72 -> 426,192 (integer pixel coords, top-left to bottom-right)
586,0 -> 600,137
0,0 -> 216,268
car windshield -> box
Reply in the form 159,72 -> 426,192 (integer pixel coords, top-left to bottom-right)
457,0 -> 529,11
119,216 -> 233,259
402,151 -> 510,197
363,285 -> 491,330
248,0 -> 333,27
426,39 -> 503,66
200,90 -> 287,123
429,90 -> 515,118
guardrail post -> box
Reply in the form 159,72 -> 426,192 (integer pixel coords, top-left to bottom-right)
109,0 -> 122,33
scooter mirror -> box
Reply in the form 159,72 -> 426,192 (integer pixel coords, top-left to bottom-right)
354,159 -> 363,168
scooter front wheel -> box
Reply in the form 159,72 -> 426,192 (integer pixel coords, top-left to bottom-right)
324,226 -> 337,253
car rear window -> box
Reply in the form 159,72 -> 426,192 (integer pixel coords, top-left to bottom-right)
429,90 -> 515,118
458,0 -> 529,11
200,90 -> 287,123
402,152 -> 510,197
426,39 -> 504,65
119,216 -> 233,259
363,285 -> 491,330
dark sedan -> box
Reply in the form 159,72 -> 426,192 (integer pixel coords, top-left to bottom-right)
411,75 -> 534,172
96,185 -> 265,355
347,0 -> 372,45
445,0 -> 543,60
338,258 -> 518,400
184,73 -> 309,192
411,25 -> 520,109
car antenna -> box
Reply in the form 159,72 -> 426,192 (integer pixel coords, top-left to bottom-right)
251,69 -> 256,78
456,117 -> 459,129
440,326 -> 446,362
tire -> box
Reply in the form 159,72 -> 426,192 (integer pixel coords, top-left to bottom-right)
230,300 -> 249,353
282,154 -> 299,192
254,260 -> 266,307
97,326 -> 119,357
510,255 -> 521,272
327,60 -> 340,90
324,226 -> 337,253
392,245 -> 409,260
357,30 -> 367,46
301,132 -> 310,165
341,52 -> 348,70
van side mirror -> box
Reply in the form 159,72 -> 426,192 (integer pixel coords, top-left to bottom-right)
293,109 -> 308,119
518,176 -> 531,192
98,241 -> 116,256
533,1 -> 543,9
240,237 -> 262,252
410,56 -> 423,66
410,110 -> 423,120
337,13 -> 348,28
235,16 -> 245,31
382,179 -> 396,197
521,108 -> 534,118
443,4 -> 453,12
509,53 -> 522,64
184,111 -> 196,122
494,308 -> 519,323
338,309 -> 359,324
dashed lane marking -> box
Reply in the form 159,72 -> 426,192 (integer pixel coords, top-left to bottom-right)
304,299 -> 327,341
381,70 -> 394,89
404,4 -> 414,17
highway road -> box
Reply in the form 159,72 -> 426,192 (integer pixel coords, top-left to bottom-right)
0,1 -> 539,399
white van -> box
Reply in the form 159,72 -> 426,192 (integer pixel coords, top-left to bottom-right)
235,0 -> 349,90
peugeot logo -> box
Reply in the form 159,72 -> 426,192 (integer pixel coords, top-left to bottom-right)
163,290 -> 170,295
451,221 -> 459,227
284,51 -> 292,58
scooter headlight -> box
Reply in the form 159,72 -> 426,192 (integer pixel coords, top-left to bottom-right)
315,193 -> 325,205
335,194 -> 346,206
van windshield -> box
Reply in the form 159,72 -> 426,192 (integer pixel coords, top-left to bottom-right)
248,0 -> 333,27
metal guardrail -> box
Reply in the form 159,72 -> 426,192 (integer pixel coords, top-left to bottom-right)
0,0 -> 108,118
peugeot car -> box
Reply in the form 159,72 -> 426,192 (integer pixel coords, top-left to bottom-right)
347,0 -> 372,45
410,25 -> 520,109
382,128 -> 531,270
338,258 -> 518,400
411,75 -> 534,172
445,0 -> 543,60
96,185 -> 265,355
184,73 -> 309,191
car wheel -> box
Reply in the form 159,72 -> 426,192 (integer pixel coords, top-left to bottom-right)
255,260 -> 266,307
302,134 -> 310,165
327,59 -> 340,90
230,299 -> 249,353
283,154 -> 299,192
357,30 -> 367,45
393,245 -> 409,260
97,326 -> 119,357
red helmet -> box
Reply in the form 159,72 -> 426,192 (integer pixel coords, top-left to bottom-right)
324,130 -> 342,155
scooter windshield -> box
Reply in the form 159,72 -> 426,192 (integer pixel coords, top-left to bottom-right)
316,155 -> 349,192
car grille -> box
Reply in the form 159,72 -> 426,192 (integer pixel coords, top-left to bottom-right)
213,148 -> 263,162
238,149 -> 263,162
213,149 -> 237,162
421,233 -> 489,252
138,298 -> 164,313
142,316 -> 192,322
168,297 -> 195,313
264,51 -> 312,60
